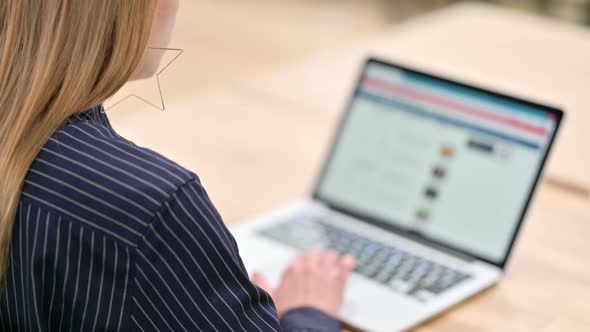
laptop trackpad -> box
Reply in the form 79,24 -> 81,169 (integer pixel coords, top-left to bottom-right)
236,234 -> 296,287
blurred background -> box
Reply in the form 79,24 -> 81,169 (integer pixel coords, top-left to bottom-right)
170,0 -> 590,92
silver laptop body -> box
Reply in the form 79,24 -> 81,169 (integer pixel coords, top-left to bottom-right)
232,58 -> 563,331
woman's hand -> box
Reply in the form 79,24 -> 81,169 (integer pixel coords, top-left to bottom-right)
252,249 -> 356,317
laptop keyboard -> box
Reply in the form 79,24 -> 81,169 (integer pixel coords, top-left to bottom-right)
258,215 -> 471,302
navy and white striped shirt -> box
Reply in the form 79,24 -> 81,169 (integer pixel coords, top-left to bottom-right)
0,105 -> 340,331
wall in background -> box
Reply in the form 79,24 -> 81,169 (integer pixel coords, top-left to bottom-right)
490,0 -> 590,24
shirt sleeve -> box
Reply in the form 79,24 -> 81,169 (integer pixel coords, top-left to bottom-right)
131,179 -> 341,332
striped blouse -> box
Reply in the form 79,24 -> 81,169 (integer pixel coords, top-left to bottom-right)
0,105 -> 340,331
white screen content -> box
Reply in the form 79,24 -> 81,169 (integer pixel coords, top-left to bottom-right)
317,62 -> 558,264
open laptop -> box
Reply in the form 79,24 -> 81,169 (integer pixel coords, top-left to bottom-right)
232,58 -> 563,331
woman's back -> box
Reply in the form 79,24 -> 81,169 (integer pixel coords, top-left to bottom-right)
1,106 -> 283,331
0,2 -> 353,330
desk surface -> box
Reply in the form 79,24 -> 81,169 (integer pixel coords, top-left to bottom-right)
106,3 -> 590,331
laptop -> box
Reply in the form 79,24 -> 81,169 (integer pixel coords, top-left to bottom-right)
232,58 -> 564,331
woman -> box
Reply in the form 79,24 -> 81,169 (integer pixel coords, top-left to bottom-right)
0,1 -> 356,331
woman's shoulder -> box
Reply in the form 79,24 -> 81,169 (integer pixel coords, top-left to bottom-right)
21,111 -> 199,246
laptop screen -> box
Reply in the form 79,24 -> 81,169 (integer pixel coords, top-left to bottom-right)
315,59 -> 562,266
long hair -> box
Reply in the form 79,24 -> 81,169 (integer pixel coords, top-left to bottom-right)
0,0 -> 158,286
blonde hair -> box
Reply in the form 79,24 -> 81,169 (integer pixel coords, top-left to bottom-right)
0,0 -> 158,286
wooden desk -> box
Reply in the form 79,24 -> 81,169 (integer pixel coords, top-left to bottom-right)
108,88 -> 590,331
247,2 -> 590,195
